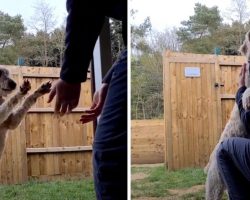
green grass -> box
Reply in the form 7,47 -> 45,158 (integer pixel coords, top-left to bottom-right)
132,164 -> 207,198
0,178 -> 95,200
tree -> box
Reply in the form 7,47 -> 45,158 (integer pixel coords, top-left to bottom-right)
131,16 -> 169,119
224,0 -> 250,46
148,28 -> 180,53
110,19 -> 124,62
131,17 -> 152,54
29,0 -> 56,66
227,0 -> 249,24
0,11 -> 25,48
50,26 -> 66,67
0,11 -> 25,64
177,3 -> 222,53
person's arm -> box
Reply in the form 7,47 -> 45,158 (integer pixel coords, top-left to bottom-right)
236,86 -> 250,133
60,0 -> 106,83
236,63 -> 250,133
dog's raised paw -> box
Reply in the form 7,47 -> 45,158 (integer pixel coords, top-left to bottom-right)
20,80 -> 31,95
36,81 -> 52,94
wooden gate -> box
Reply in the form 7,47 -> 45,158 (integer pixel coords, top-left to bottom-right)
0,66 -> 93,184
163,51 -> 245,170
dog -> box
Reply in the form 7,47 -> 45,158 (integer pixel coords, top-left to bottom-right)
204,31 -> 250,200
0,66 -> 51,159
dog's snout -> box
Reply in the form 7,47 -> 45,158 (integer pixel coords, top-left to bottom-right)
8,80 -> 16,90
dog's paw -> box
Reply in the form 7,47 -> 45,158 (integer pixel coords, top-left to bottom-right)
20,80 -> 31,95
35,81 -> 52,95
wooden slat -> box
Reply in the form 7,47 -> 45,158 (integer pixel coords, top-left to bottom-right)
170,62 -> 179,169
26,146 -> 92,153
164,51 -> 172,169
220,94 -> 235,99
178,63 -> 185,168
23,73 -> 59,78
22,73 -> 91,79
28,107 -> 90,113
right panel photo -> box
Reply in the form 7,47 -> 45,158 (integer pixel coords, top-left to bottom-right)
130,0 -> 250,199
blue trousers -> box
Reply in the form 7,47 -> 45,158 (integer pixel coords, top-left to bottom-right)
93,50 -> 127,200
216,137 -> 250,200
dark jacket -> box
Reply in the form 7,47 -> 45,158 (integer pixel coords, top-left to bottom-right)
236,86 -> 250,134
60,0 -> 127,83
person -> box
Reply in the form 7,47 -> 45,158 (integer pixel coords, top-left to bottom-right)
47,1 -> 127,199
216,63 -> 250,199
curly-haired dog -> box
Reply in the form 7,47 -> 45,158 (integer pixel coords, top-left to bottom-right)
0,67 -> 51,159
204,31 -> 250,200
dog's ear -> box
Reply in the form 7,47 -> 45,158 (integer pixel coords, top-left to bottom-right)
239,41 -> 247,55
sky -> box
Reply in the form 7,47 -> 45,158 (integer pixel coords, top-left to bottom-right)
0,0 -> 66,32
1,0 -> 250,33
130,0 -> 248,31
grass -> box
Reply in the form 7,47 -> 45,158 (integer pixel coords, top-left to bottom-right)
0,178 -> 95,200
131,164 -> 207,199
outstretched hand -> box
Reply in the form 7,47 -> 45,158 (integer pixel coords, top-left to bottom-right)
47,79 -> 81,115
80,83 -> 108,124
239,63 -> 247,88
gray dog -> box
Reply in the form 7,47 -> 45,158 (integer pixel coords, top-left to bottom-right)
205,31 -> 250,200
0,67 -> 51,159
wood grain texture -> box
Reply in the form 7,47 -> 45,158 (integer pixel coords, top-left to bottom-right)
164,52 -> 244,170
0,66 -> 93,184
131,120 -> 165,164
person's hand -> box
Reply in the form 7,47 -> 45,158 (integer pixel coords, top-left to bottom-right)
239,63 -> 247,88
47,79 -> 81,115
80,83 -> 108,124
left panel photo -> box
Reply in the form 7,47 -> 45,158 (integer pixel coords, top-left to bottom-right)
0,0 -> 128,199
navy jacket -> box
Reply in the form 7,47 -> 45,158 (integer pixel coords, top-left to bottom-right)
236,86 -> 250,134
60,0 -> 127,83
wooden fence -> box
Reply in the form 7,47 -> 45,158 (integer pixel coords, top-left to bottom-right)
163,51 -> 245,170
131,120 -> 165,164
0,66 -> 93,184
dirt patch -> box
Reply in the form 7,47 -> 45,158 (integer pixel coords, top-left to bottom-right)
168,184 -> 204,196
134,198 -> 163,200
131,172 -> 148,181
133,185 -> 204,200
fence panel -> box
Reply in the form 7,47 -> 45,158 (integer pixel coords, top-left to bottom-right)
0,66 -> 93,184
163,51 -> 245,170
131,120 -> 165,164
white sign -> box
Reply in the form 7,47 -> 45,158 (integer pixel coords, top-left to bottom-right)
184,67 -> 201,77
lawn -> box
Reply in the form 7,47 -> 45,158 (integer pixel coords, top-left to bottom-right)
0,178 -> 95,200
131,164 -> 227,200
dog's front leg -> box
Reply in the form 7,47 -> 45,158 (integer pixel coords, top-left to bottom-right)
0,80 -> 31,125
3,81 -> 51,129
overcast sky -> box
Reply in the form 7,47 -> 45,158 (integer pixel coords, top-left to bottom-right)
1,0 -> 250,33
0,0 -> 66,32
130,0 -> 249,31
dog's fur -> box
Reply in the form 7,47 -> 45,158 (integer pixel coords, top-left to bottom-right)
0,67 -> 51,159
204,31 -> 250,200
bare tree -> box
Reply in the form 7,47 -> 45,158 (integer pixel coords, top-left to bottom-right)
230,0 -> 249,23
148,28 -> 181,53
30,0 -> 56,66
51,25 -> 66,67
224,0 -> 250,44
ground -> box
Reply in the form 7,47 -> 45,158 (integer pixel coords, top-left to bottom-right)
131,163 -> 227,200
